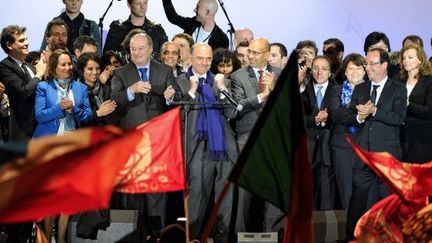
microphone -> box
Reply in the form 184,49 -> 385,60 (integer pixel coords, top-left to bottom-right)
220,89 -> 243,111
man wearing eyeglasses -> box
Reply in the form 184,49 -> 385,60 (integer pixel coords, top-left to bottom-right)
230,37 -> 282,233
173,42 -> 238,242
344,48 -> 407,240
301,55 -> 337,210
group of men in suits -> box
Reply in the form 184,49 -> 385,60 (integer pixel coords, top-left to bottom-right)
300,41 -> 407,240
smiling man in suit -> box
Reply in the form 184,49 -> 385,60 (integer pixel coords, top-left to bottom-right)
0,25 -> 46,142
230,37 -> 283,233
301,55 -> 336,210
110,31 -> 175,239
0,24 -> 46,243
344,48 -> 407,240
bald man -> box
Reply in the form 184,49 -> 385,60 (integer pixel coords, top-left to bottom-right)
173,42 -> 237,242
234,27 -> 254,47
230,37 -> 283,232
162,0 -> 228,50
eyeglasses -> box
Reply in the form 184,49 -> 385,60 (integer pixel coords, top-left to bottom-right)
193,56 -> 213,63
247,49 -> 268,56
363,61 -> 381,67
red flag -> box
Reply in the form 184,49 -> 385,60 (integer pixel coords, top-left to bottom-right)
115,107 -> 185,193
0,107 -> 184,224
347,137 -> 432,241
0,126 -> 142,224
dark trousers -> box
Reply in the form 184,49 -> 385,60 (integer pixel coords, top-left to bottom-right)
5,223 -> 33,243
187,146 -> 233,242
111,192 -> 167,236
346,166 -> 390,240
309,136 -> 335,210
332,145 -> 353,209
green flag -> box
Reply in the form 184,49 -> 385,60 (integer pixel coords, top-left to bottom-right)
229,51 -> 312,215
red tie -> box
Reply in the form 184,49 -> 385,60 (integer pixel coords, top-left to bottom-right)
258,70 -> 264,92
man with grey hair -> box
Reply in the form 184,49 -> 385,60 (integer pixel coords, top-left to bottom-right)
110,31 -> 175,238
162,0 -> 228,50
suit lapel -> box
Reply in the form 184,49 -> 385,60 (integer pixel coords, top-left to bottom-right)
376,79 -> 392,107
307,83 -> 318,110
247,67 -> 260,94
6,57 -> 28,81
321,82 -> 334,109
409,76 -> 424,98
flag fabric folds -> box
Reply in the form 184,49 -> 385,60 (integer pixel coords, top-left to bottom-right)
115,106 -> 185,193
0,107 -> 184,224
347,137 -> 432,242
229,52 -> 313,243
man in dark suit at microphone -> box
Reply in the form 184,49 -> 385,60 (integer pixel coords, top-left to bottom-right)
173,42 -> 238,242
230,37 -> 282,233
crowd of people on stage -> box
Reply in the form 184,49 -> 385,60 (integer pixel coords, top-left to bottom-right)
1,0 -> 431,242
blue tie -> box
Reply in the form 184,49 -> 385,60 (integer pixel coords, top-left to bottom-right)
138,67 -> 148,81
316,85 -> 323,108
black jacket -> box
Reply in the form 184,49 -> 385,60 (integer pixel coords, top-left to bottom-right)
103,17 -> 168,58
162,0 -> 229,50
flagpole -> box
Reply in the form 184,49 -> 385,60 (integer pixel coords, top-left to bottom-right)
183,103 -> 191,243
200,181 -> 232,243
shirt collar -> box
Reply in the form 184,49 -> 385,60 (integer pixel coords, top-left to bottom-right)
372,76 -> 388,87
314,80 -> 329,90
136,62 -> 150,70
9,55 -> 23,66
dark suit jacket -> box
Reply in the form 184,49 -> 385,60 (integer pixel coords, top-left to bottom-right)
173,73 -> 238,162
343,78 -> 407,167
301,81 -> 336,164
401,75 -> 432,162
230,65 -> 281,145
162,0 -> 228,50
328,85 -> 359,148
0,57 -> 40,141
110,61 -> 175,129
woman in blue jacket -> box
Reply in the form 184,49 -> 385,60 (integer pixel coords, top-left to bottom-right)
33,49 -> 92,138
33,49 -> 92,243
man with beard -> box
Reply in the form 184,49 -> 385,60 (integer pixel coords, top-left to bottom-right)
40,0 -> 101,54
41,18 -> 69,60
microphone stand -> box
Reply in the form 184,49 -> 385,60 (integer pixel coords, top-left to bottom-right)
169,100 -> 230,243
99,0 -> 116,48
217,0 -> 236,51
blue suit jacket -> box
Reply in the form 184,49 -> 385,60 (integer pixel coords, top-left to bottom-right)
33,80 -> 92,138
